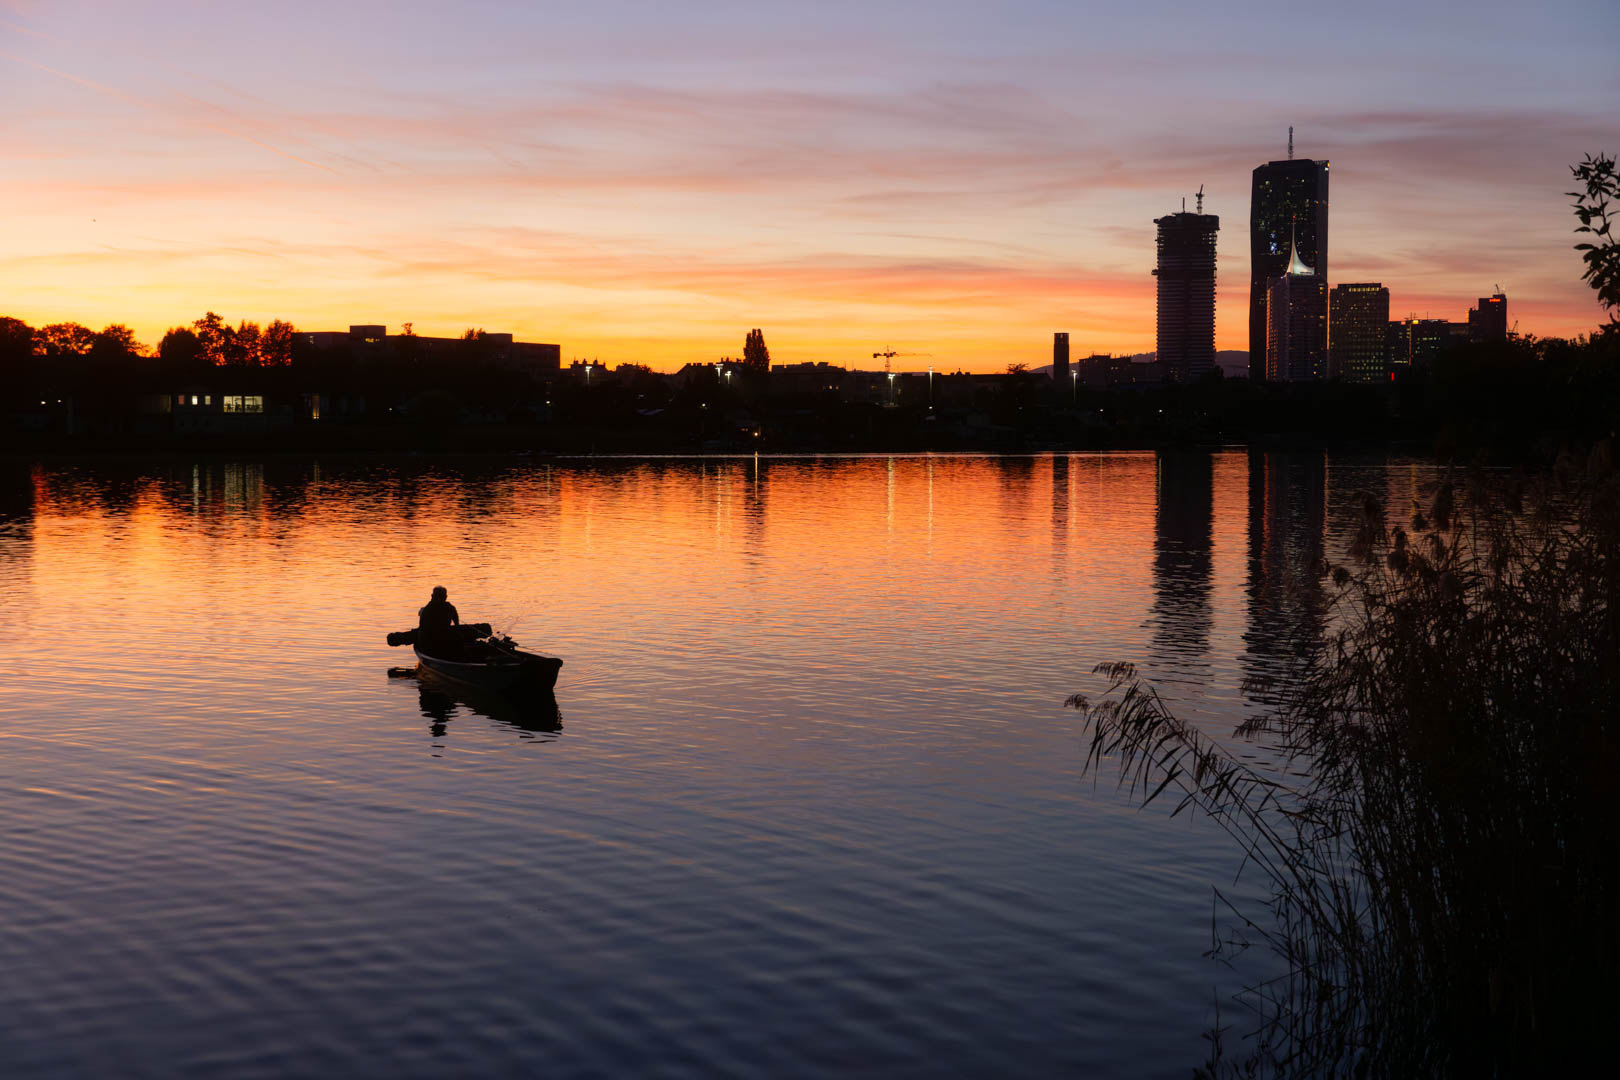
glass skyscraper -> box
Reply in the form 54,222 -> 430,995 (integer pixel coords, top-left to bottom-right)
1250,155 -> 1329,378
1266,233 -> 1327,381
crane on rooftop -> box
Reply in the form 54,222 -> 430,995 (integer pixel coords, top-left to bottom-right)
872,348 -> 933,406
872,348 -> 931,374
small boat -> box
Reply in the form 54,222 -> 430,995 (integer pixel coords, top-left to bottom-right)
387,624 -> 562,693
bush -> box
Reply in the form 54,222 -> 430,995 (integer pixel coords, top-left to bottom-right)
1070,450 -> 1620,1076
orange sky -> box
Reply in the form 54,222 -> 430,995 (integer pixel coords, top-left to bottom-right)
2,2 -> 1611,372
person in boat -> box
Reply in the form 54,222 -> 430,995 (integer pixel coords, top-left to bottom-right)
417,585 -> 462,658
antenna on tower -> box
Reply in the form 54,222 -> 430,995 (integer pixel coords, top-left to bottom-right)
1288,126 -> 1294,160
1195,184 -> 1204,214
1182,196 -> 1186,212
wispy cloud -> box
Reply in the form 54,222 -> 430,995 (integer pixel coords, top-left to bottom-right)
0,2 -> 1611,366
0,51 -> 340,173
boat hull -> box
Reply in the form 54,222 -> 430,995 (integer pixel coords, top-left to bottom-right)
413,645 -> 562,693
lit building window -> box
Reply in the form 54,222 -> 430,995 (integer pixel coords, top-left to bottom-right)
222,395 -> 264,414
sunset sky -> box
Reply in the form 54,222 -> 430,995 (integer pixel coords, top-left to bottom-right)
2,0 -> 1613,372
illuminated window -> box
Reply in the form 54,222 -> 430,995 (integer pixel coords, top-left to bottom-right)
222,395 -> 264,414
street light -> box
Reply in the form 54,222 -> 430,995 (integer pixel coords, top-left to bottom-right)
1071,369 -> 1078,404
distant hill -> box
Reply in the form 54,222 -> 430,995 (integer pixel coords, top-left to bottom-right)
1034,351 -> 1250,377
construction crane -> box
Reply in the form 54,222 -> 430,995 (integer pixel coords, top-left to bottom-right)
872,348 -> 931,374
872,349 -> 933,407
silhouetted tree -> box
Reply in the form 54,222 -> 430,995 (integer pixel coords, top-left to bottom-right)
261,320 -> 296,367
743,328 -> 771,371
1570,153 -> 1619,321
159,327 -> 204,372
38,322 -> 96,364
0,316 -> 35,381
228,320 -> 261,366
192,312 -> 231,366
89,325 -> 143,378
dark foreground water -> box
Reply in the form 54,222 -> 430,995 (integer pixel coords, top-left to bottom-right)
0,451 -> 1432,1078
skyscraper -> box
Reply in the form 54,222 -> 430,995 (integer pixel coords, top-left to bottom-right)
1266,233 -> 1327,381
1250,136 -> 1328,378
1468,292 -> 1508,341
1329,283 -> 1390,383
1052,332 -> 1070,386
1154,203 -> 1219,382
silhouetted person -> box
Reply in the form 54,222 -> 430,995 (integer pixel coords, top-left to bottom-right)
418,585 -> 461,658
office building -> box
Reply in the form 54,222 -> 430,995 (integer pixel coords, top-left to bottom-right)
1410,318 -> 1468,366
1053,332 -> 1070,386
1266,234 -> 1327,381
1250,136 -> 1329,378
298,325 -> 560,373
1385,320 -> 1412,376
1329,283 -> 1390,383
1154,206 -> 1219,382
1468,293 -> 1508,341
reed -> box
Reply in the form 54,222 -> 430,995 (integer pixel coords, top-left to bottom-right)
1070,449 -> 1620,1076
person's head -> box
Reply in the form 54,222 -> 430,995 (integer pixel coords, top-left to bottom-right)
431,586 -> 448,601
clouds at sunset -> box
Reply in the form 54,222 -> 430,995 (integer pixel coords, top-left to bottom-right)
1,1 -> 1612,369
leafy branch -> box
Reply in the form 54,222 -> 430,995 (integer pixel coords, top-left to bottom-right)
1569,153 -> 1620,320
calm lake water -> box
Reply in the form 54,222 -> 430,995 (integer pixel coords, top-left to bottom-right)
0,451 -> 1433,1078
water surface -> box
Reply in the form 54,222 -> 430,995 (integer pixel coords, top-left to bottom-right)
0,451 -> 1432,1077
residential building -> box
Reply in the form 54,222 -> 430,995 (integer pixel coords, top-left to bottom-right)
1154,207 -> 1219,382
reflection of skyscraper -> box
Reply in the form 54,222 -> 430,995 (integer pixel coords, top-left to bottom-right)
1154,206 -> 1219,382
1266,232 -> 1327,381
1051,453 -> 1069,562
1250,141 -> 1329,378
1244,450 -> 1327,697
1149,452 -> 1214,673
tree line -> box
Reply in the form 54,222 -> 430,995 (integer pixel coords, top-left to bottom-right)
0,311 -> 299,375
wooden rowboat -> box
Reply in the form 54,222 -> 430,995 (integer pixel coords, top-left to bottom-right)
388,625 -> 563,693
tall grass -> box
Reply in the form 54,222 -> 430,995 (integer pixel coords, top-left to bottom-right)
1070,449 -> 1620,1076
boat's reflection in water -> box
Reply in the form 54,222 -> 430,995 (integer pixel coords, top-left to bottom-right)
403,671 -> 564,742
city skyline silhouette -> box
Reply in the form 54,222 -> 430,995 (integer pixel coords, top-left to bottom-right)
2,2 -> 1610,371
